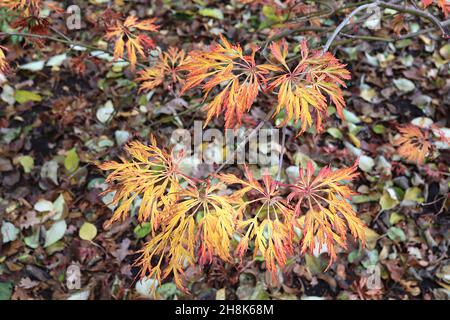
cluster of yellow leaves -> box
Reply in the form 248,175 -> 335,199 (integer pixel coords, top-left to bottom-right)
219,167 -> 295,277
395,125 -> 431,165
181,36 -> 350,132
287,161 -> 365,265
100,139 -> 365,289
136,182 -> 236,289
180,35 -> 277,128
267,40 -> 351,133
105,16 -> 158,70
136,47 -> 189,92
97,137 -> 187,229
421,0 -> 450,17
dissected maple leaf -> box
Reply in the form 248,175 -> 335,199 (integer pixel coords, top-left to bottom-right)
98,137 -> 190,229
287,161 -> 365,265
105,15 -> 158,70
267,40 -> 351,133
136,181 -> 236,290
136,47 -> 189,92
180,35 -> 277,128
219,167 -> 295,277
395,125 -> 431,165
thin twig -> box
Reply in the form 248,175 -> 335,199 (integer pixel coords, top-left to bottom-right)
322,2 -> 381,54
377,1 -> 448,37
276,126 -> 287,181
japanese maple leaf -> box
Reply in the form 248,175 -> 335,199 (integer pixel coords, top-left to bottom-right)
105,15 -> 158,70
136,47 -> 189,92
136,181 -> 236,291
395,125 -> 431,165
219,166 -> 295,277
287,161 -> 365,266
267,40 -> 351,134
180,35 -> 277,128
98,137 -> 191,230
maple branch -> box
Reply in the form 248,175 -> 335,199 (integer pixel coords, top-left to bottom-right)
322,0 -> 448,53
0,31 -> 148,69
276,126 -> 287,182
377,1 -> 448,37
322,2 -> 381,53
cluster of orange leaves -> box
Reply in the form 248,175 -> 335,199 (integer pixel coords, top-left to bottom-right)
140,36 -> 350,132
99,139 -> 365,290
421,0 -> 450,16
104,16 -> 159,70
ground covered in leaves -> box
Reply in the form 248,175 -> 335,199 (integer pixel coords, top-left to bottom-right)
0,1 -> 449,300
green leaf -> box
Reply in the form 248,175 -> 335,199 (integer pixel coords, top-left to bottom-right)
44,220 -> 67,248
64,148 -> 79,173
14,90 -> 42,104
134,222 -> 152,239
387,226 -> 406,242
393,78 -> 415,93
79,222 -> 97,241
18,155 -> 34,173
351,193 -> 381,204
379,190 -> 399,211
157,283 -> 177,299
358,155 -> 375,172
326,127 -> 343,139
372,124 -> 386,134
19,60 -> 45,72
365,227 -> 380,250
1,222 -> 19,243
305,254 -> 325,274
341,109 -> 361,124
402,187 -> 422,206
389,212 -> 404,225
198,8 -> 224,20
0,282 -> 13,300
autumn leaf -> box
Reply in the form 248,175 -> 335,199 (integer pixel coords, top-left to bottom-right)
219,167 -> 295,277
395,125 -> 431,165
136,47 -> 189,92
180,35 -> 277,128
267,40 -> 351,134
105,15 -> 159,70
98,137 -> 190,229
287,161 -> 365,266
136,181 -> 236,290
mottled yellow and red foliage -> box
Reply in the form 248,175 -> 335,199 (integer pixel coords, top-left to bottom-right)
287,161 -> 365,265
105,16 -> 158,70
